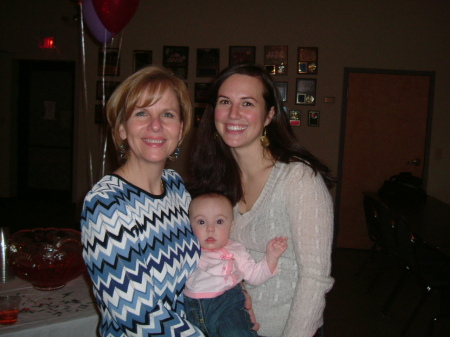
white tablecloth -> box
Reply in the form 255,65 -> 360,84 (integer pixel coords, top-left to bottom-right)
0,274 -> 100,337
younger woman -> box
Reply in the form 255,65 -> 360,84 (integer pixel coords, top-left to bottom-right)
190,64 -> 335,337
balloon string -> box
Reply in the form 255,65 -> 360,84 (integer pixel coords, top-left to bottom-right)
100,40 -> 108,178
79,2 -> 94,188
116,33 -> 123,76
101,127 -> 108,178
100,33 -> 123,177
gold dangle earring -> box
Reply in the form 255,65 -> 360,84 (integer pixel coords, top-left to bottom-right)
260,127 -> 270,148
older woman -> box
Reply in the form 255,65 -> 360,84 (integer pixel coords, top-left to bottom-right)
81,66 -> 203,337
190,64 -> 335,337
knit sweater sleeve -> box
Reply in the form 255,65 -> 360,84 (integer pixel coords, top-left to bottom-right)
282,166 -> 334,337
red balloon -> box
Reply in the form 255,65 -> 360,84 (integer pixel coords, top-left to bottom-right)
93,0 -> 140,34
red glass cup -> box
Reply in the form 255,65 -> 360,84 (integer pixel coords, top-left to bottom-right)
0,295 -> 21,325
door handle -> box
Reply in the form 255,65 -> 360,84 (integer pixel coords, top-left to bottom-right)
407,158 -> 422,166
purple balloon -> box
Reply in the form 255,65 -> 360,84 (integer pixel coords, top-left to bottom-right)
82,0 -> 113,44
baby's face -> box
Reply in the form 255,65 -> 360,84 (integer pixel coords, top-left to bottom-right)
189,195 -> 234,250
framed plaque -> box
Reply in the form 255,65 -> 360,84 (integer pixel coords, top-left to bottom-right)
197,48 -> 220,77
297,47 -> 318,74
289,110 -> 301,127
308,110 -> 320,127
98,48 -> 120,76
229,46 -> 256,66
194,83 -> 212,103
133,50 -> 152,73
163,46 -> 189,79
296,78 -> 316,105
264,45 -> 288,75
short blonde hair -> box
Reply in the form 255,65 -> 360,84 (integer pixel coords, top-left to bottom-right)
107,65 -> 192,154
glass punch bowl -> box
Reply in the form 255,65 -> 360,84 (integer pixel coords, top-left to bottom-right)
7,228 -> 86,290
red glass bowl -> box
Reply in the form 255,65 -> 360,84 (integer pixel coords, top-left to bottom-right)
7,228 -> 86,290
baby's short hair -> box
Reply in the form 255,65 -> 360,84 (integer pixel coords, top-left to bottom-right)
189,191 -> 234,214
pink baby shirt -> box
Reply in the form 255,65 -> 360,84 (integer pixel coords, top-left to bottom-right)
184,240 -> 277,299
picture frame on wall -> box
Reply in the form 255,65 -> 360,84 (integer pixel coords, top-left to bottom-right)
96,80 -> 121,101
163,46 -> 189,79
289,110 -> 301,127
98,48 -> 120,76
308,110 -> 320,127
229,46 -> 256,66
133,50 -> 152,73
297,47 -> 318,74
194,83 -> 212,103
264,45 -> 288,75
197,48 -> 220,77
275,82 -> 288,102
296,78 -> 316,105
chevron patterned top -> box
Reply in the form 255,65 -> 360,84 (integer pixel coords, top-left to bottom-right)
81,170 -> 203,337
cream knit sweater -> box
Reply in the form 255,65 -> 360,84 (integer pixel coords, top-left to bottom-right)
231,161 -> 334,337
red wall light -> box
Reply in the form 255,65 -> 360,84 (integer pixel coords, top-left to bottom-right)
39,37 -> 55,49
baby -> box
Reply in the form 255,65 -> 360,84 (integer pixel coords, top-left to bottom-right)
184,191 -> 288,337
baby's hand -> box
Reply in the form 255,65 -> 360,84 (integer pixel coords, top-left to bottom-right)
266,236 -> 288,259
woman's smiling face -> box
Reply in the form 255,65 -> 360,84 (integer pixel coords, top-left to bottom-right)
214,74 -> 274,151
119,88 -> 182,166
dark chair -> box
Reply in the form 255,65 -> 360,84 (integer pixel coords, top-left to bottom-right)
376,201 -> 398,256
359,195 -> 400,296
376,201 -> 407,315
391,217 -> 450,337
361,198 -> 413,316
356,195 -> 385,278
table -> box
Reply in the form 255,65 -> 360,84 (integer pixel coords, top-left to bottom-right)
365,192 -> 450,257
0,274 -> 100,337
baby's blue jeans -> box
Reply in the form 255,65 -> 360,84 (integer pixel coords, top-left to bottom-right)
184,283 -> 258,337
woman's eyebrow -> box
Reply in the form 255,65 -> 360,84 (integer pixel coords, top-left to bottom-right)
217,94 -> 258,102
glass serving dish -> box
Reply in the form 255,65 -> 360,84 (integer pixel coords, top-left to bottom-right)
7,228 -> 86,290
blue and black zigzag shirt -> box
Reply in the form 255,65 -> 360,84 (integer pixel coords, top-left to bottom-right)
81,170 -> 203,337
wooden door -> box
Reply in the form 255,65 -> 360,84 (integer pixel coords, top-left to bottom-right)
336,69 -> 434,249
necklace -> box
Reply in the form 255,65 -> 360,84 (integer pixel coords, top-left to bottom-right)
157,179 -> 165,194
